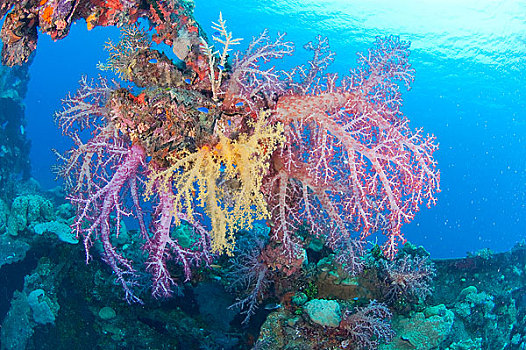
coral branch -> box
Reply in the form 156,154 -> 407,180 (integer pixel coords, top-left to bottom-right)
224,30 -> 294,109
74,143 -> 146,303
146,184 -> 212,298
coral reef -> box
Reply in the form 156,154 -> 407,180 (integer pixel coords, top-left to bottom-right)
51,8 -> 439,305
1,291 -> 34,350
431,244 -> 526,349
0,187 -> 524,350
11,3 -> 522,350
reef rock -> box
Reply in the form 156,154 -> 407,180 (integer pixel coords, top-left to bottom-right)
304,299 -> 342,328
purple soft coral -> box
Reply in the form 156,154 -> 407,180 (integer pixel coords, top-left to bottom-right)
55,77 -> 212,302
382,255 -> 436,304
339,300 -> 394,349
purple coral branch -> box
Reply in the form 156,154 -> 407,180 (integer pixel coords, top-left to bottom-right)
146,186 -> 212,298
340,300 -> 394,349
226,238 -> 269,325
383,255 -> 436,303
74,143 -> 146,303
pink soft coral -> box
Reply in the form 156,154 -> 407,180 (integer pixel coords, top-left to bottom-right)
264,36 -> 439,260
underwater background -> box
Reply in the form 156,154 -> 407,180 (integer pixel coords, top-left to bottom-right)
0,1 -> 525,349
24,0 -> 526,258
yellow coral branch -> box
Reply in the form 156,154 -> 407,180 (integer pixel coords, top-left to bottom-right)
145,111 -> 284,255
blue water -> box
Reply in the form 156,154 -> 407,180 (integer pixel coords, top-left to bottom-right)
24,0 -> 525,258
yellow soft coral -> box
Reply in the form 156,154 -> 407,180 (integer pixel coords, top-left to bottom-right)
145,111 -> 284,255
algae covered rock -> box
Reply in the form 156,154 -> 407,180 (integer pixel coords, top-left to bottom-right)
0,198 -> 9,234
33,221 -> 78,244
0,234 -> 31,268
382,305 -> 454,350
98,306 -> 117,320
27,289 -> 57,325
304,299 -> 342,328
7,194 -> 54,236
291,292 -> 308,306
0,291 -> 34,350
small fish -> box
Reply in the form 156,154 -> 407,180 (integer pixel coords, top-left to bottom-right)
227,119 -> 232,126
197,106 -> 209,114
20,125 -> 24,135
234,101 -> 244,107
217,64 -> 225,70
352,297 -> 359,301
209,264 -> 222,270
400,336 -> 416,347
184,78 -> 192,84
264,303 -> 282,311
213,31 -> 221,37
148,58 -> 158,64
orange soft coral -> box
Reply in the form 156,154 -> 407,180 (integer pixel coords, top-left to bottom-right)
41,6 -> 53,25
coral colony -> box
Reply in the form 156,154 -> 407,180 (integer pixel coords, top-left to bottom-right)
0,1 -> 439,304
